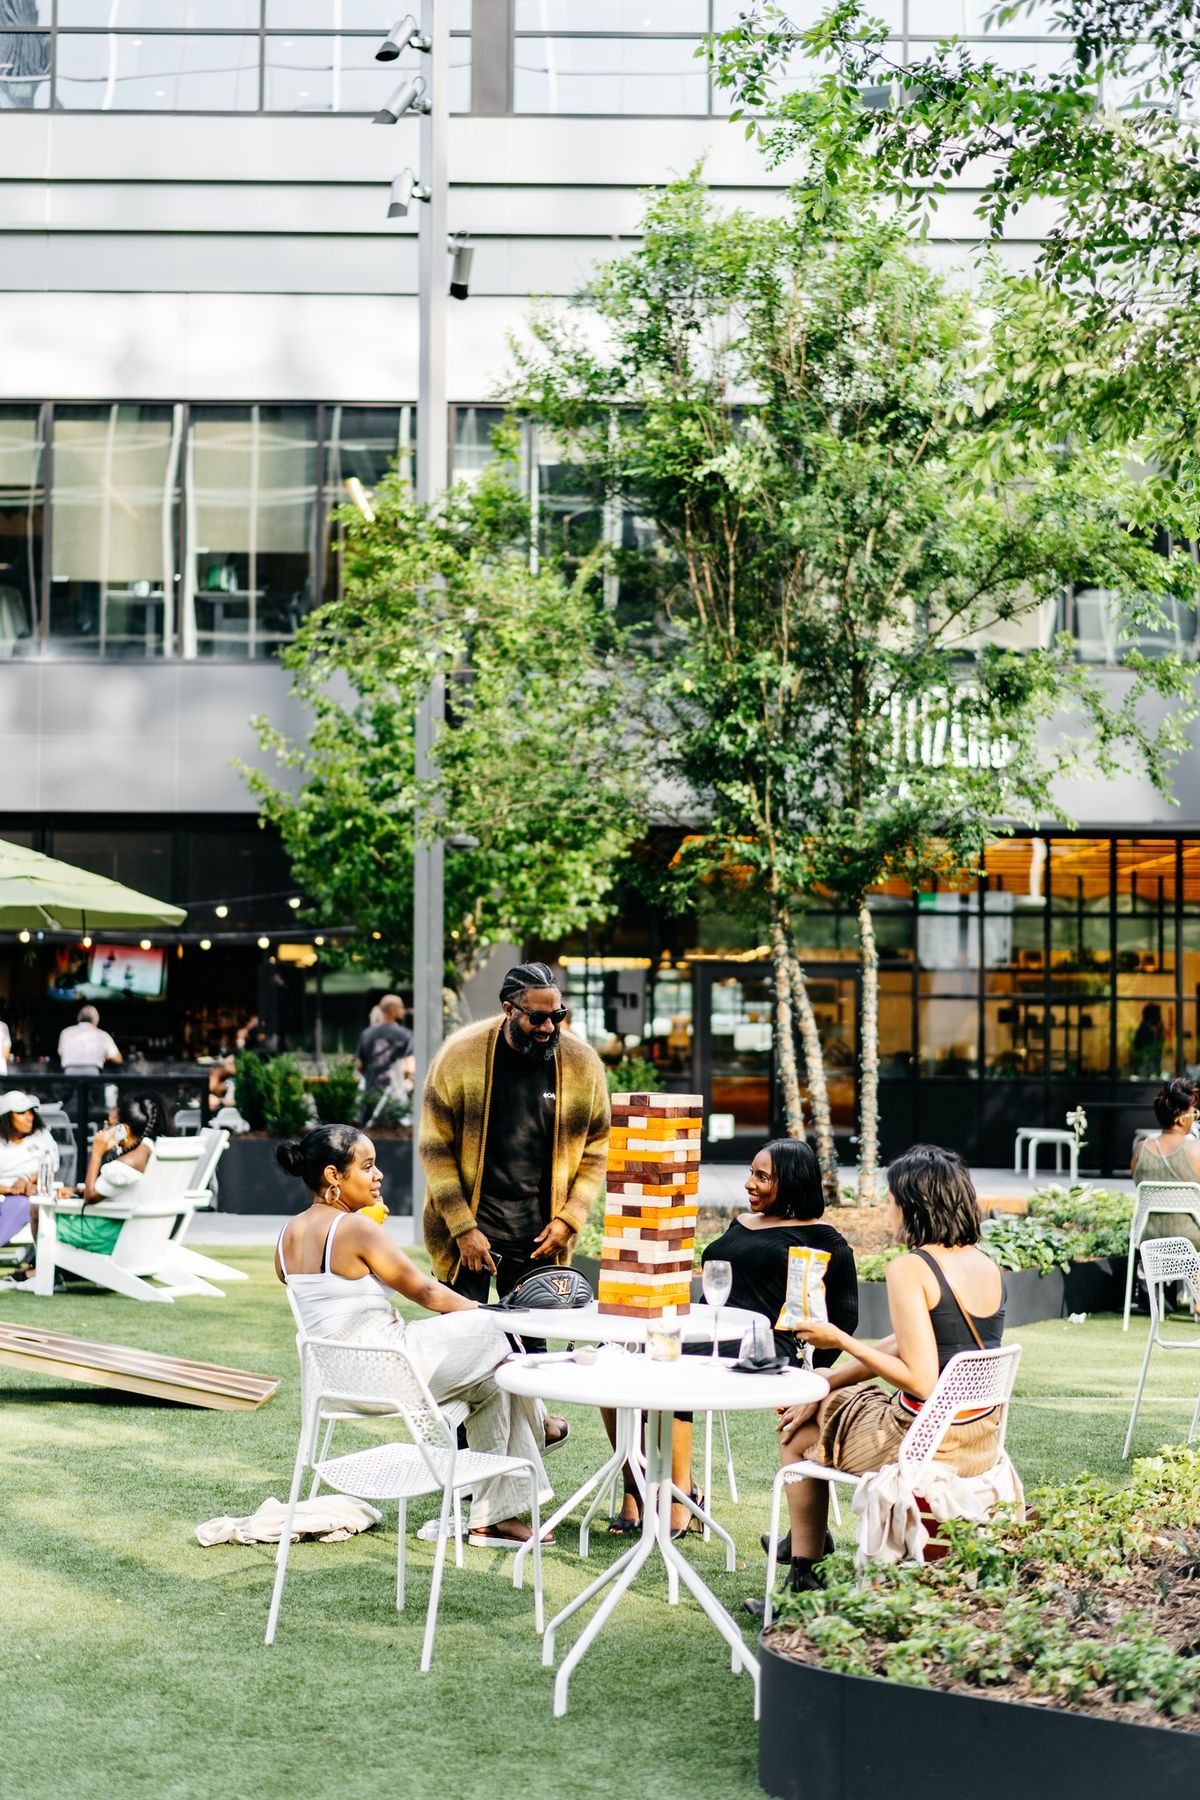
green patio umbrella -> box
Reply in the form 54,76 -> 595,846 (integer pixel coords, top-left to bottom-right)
0,840 -> 186,931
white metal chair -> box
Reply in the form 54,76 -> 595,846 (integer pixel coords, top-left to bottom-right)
29,1136 -> 229,1302
1014,1126 -> 1077,1183
173,1107 -> 203,1135
264,1333 -> 544,1670
281,1282 -> 467,1550
1121,1237 -> 1200,1458
762,1346 -> 1023,1626
1123,1182 -> 1200,1330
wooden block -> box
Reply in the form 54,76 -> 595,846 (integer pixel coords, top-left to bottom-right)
597,1301 -> 690,1318
606,1173 -> 697,1193
609,1129 -> 702,1151
0,1319 -> 279,1412
611,1093 -> 703,1111
608,1117 -> 703,1137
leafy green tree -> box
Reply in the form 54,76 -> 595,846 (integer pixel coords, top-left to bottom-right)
244,430 -> 645,985
713,0 -> 1200,506
509,170 -> 1199,1199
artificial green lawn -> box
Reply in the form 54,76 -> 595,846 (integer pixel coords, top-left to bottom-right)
3,1254 -> 1197,1800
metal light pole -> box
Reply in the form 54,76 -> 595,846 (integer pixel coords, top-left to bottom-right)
410,0 -> 450,1223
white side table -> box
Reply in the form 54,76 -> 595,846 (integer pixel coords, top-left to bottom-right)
496,1355 -> 827,1718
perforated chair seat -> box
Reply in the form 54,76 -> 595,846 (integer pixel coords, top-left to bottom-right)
315,1442 -> 532,1502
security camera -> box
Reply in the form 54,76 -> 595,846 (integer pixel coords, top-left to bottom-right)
374,74 -> 432,124
387,169 -> 431,219
449,237 -> 474,301
376,15 -> 430,61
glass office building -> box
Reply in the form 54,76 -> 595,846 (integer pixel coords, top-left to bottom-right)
0,4 -> 1197,1158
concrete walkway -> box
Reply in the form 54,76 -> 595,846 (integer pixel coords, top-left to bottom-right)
188,1160 -> 1133,1248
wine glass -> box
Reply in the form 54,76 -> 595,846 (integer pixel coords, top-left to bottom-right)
702,1260 -> 733,1359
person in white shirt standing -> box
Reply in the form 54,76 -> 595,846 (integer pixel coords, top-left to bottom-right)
57,1004 -> 123,1074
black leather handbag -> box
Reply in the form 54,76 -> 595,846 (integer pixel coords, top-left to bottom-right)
494,1266 -> 594,1310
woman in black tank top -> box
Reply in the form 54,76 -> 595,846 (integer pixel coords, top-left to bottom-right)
752,1144 -> 1007,1607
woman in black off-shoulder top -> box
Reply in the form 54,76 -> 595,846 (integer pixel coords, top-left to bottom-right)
609,1136 -> 858,1537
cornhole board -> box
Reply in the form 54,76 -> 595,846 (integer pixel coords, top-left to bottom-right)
0,1319 -> 278,1410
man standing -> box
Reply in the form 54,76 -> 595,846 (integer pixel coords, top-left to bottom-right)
57,1004 -> 122,1074
356,993 -> 413,1113
420,961 -> 609,1304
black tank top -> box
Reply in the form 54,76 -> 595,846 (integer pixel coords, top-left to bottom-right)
914,1247 -> 1005,1371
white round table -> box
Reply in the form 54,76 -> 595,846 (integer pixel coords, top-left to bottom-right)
491,1305 -> 766,1562
489,1302 -> 764,1348
496,1355 -> 828,1718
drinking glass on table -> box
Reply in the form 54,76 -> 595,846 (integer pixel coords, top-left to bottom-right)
702,1259 -> 733,1358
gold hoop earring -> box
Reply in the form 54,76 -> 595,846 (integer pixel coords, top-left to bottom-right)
325,1182 -> 341,1206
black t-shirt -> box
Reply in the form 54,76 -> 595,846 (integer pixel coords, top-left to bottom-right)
476,1029 -> 557,1244
357,1021 -> 413,1089
701,1218 -> 859,1367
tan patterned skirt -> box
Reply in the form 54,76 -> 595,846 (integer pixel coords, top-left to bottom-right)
810,1384 -> 1003,1480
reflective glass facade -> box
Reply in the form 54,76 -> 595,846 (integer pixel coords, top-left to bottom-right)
548,835 -> 1200,1171
0,3 -> 471,112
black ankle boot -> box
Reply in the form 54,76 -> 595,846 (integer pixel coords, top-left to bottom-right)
760,1529 -> 835,1561
788,1555 -> 824,1594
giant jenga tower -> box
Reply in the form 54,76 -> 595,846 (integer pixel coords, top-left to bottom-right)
598,1092 -> 703,1318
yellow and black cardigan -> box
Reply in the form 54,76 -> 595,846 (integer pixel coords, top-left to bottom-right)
419,1015 -> 610,1283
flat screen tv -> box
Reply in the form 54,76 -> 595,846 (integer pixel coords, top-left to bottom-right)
88,943 -> 166,999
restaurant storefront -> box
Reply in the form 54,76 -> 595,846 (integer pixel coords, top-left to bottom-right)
549,832 -> 1199,1176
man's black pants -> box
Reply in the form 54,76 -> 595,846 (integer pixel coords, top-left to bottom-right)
450,1237 -> 546,1353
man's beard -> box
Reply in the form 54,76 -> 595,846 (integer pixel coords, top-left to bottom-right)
506,1019 -> 560,1061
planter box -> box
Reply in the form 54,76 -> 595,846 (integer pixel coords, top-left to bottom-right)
214,1136 -> 413,1217
856,1256 -> 1124,1335
758,1640 -> 1200,1800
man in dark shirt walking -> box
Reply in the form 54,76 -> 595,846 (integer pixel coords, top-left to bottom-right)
356,994 -> 413,1111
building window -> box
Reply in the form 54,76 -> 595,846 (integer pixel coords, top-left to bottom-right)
513,35 -> 709,113
0,1 -> 50,108
0,405 -> 45,657
48,405 -> 182,658
56,33 -> 261,111
322,404 -> 413,601
1,3 -> 471,113
185,406 -> 319,660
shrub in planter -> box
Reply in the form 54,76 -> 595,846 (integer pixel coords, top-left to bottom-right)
604,1054 -> 664,1097
764,1446 -> 1200,1744
309,1058 -> 362,1126
233,1050 -> 271,1132
262,1054 -> 312,1138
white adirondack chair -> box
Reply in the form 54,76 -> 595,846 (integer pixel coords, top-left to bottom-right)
31,1135 -> 231,1303
162,1128 -> 249,1291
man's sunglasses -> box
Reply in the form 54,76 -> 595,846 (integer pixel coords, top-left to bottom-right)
509,1001 -> 568,1027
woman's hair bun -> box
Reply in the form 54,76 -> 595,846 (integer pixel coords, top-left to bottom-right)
275,1139 -> 306,1178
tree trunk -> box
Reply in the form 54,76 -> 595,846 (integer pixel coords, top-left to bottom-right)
781,911 -> 840,1206
857,900 -> 880,1205
769,915 -> 805,1137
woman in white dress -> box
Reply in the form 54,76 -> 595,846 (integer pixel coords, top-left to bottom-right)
275,1124 -> 552,1549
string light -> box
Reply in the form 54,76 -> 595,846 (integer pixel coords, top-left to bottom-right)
314,936 -> 325,946
18,930 -> 30,943
257,936 -> 270,950
215,904 -> 228,919
139,939 -> 152,951
288,896 -> 302,910
82,935 -> 92,949
200,938 -> 212,951
372,930 -> 382,940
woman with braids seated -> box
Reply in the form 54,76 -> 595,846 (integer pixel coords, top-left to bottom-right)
1131,1077 -> 1200,1253
274,1123 -> 553,1550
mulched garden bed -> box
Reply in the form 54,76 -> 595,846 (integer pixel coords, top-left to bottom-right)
766,1525 -> 1200,1732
